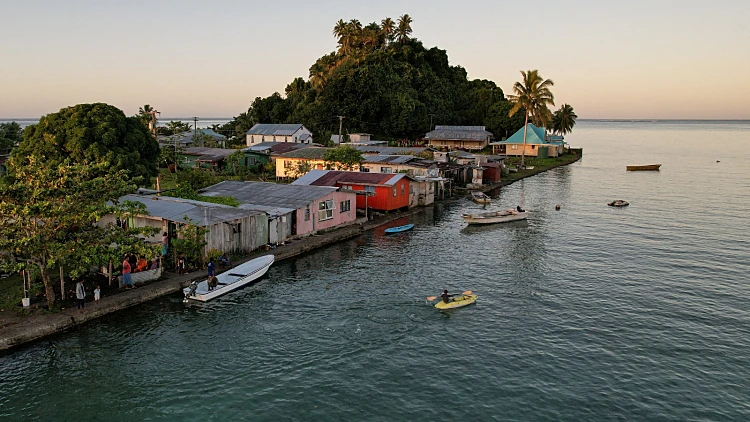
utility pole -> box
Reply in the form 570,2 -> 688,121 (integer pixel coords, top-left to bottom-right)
193,116 -> 201,146
337,115 -> 344,144
428,114 -> 434,132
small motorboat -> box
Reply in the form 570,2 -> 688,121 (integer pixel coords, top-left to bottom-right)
384,223 -> 414,234
626,164 -> 661,171
183,255 -> 274,302
608,200 -> 629,207
462,209 -> 528,225
471,191 -> 491,204
435,294 -> 478,310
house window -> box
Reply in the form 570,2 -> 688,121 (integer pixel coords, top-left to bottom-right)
319,200 -> 334,221
401,184 -> 405,195
340,200 -> 351,212
393,187 -> 397,197
284,160 -> 293,169
511,145 -> 518,150
362,168 -> 370,172
531,145 -> 536,149
381,167 -> 392,173
364,186 -> 375,194
305,205 -> 310,221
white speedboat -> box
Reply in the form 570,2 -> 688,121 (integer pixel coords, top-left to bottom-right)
471,191 -> 491,204
462,209 -> 528,225
183,255 -> 275,302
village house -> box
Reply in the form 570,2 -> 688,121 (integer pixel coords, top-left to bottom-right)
240,142 -> 311,169
275,147 -> 331,179
159,128 -> 228,148
246,124 -> 313,145
352,145 -> 432,157
360,155 -> 422,174
490,123 -> 565,158
199,181 -> 359,241
177,147 -> 237,170
102,194 -> 269,254
424,125 -> 494,151
292,170 -> 411,212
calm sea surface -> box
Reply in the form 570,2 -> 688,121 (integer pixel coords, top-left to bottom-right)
1,121 -> 749,421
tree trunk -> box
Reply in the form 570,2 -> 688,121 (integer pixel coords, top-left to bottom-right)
59,266 -> 65,301
108,261 -> 113,287
521,113 -> 529,168
40,267 -> 55,310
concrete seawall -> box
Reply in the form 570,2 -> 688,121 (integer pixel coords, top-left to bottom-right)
0,152 -> 582,353
0,209 -> 422,353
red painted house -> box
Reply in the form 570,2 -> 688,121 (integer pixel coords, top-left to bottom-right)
292,170 -> 411,212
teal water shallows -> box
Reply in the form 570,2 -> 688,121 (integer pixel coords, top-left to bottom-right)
2,121 -> 750,421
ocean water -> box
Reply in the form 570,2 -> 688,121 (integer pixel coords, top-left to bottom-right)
1,120 -> 749,421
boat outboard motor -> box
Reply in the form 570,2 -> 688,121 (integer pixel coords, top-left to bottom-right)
184,280 -> 199,302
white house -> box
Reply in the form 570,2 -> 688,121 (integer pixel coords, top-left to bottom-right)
246,124 -> 313,145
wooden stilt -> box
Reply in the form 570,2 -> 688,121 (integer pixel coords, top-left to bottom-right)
59,266 -> 64,301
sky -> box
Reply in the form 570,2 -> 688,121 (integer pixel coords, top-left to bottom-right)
2,0 -> 749,120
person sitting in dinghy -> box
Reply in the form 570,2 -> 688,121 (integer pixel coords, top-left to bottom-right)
441,289 -> 456,303
516,205 -> 525,212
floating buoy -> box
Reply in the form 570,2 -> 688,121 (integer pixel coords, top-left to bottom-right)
555,204 -> 561,210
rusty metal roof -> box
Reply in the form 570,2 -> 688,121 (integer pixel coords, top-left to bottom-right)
292,170 -> 407,187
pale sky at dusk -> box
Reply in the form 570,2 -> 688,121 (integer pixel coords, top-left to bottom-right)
2,0 -> 749,119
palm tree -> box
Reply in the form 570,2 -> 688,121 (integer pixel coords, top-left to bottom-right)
551,104 -> 577,136
396,14 -> 413,44
333,19 -> 348,54
508,70 -> 555,168
381,17 -> 395,46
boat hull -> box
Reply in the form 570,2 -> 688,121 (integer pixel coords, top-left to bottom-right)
384,224 -> 414,234
608,200 -> 629,207
183,255 -> 275,302
471,192 -> 491,204
435,295 -> 478,309
626,164 -> 661,171
462,209 -> 528,225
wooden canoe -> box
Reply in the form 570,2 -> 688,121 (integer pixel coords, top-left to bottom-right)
626,164 -> 661,171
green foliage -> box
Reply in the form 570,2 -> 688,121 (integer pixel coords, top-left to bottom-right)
172,217 -> 208,269
551,104 -> 578,136
10,103 -> 160,183
508,69 -> 555,128
324,145 -> 365,170
206,248 -> 222,263
170,183 -> 239,207
197,195 -> 240,207
166,120 -> 191,135
0,157 -> 156,310
224,150 -> 246,176
290,160 -> 313,179
0,121 -> 23,153
174,168 -> 222,191
220,15 -> 518,143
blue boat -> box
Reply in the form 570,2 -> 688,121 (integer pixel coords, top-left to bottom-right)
384,223 -> 414,234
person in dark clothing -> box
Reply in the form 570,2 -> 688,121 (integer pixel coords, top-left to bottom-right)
441,289 -> 455,303
207,258 -> 217,290
516,205 -> 525,212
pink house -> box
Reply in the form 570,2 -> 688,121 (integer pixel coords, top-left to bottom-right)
199,181 -> 358,242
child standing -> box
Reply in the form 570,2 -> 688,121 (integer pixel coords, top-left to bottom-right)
94,285 -> 101,303
177,252 -> 186,274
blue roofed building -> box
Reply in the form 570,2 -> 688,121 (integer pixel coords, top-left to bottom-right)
489,123 -> 566,158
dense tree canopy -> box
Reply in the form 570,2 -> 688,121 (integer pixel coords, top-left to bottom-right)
0,121 -> 23,153
10,103 -> 160,182
0,157 -> 158,310
551,104 -> 578,136
220,15 -> 526,144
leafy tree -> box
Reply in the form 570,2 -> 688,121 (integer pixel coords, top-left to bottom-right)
508,70 -> 555,167
290,160 -> 313,179
0,157 -> 156,310
0,122 -> 23,153
324,145 -> 365,170
10,103 -> 160,182
551,104 -> 577,136
381,17 -> 396,45
166,120 -> 191,135
171,217 -> 208,270
397,14 -> 413,44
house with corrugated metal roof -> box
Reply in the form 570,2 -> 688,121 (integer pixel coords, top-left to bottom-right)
489,123 -> 565,158
292,170 -> 411,212
199,181 -> 358,241
101,194 -> 269,255
159,128 -> 227,148
424,125 -> 494,151
246,124 -> 313,145
274,147 -> 332,179
360,155 -> 423,175
178,147 -> 238,170
240,142 -> 312,168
